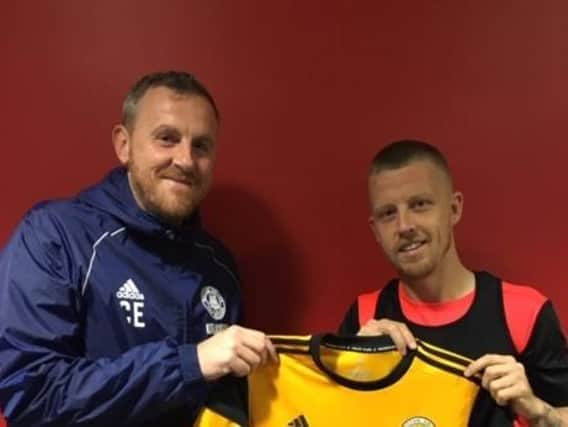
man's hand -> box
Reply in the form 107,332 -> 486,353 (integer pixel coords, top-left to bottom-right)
464,354 -> 563,425
464,354 -> 534,410
197,325 -> 278,381
358,319 -> 417,355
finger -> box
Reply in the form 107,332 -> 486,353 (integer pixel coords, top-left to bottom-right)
496,382 -> 532,407
226,325 -> 268,347
258,346 -> 267,366
253,337 -> 269,366
384,326 -> 410,356
491,383 -> 522,406
235,343 -> 262,371
359,320 -> 414,355
239,329 -> 271,355
358,320 -> 385,336
465,354 -> 509,377
466,354 -> 517,376
358,319 -> 395,336
265,337 -> 279,363
238,329 -> 279,365
399,324 -> 417,350
234,325 -> 267,342
486,372 -> 517,397
358,326 -> 384,337
481,364 -> 512,389
229,357 -> 254,377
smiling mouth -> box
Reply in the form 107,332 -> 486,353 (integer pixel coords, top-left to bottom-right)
165,177 -> 197,187
399,241 -> 427,253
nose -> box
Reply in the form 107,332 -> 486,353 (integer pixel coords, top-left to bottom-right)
396,209 -> 416,235
172,140 -> 194,170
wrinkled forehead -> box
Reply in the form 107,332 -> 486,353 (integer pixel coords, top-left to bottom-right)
134,88 -> 219,132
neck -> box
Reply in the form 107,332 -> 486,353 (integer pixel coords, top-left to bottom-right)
400,249 -> 474,303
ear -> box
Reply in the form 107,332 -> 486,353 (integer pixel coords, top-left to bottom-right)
450,191 -> 464,226
112,124 -> 131,166
368,215 -> 382,245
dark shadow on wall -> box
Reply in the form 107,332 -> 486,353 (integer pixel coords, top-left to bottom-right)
202,185 -> 305,333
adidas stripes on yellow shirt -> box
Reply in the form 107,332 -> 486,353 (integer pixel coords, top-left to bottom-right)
195,334 -> 484,427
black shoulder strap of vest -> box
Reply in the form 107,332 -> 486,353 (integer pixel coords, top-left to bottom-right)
357,279 -> 399,326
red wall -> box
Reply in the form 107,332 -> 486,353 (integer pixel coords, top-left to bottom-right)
2,1 -> 568,335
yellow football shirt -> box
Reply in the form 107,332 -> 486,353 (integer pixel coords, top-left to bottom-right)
195,334 -> 483,427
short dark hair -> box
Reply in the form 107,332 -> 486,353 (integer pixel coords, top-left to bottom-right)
369,139 -> 451,178
122,71 -> 219,131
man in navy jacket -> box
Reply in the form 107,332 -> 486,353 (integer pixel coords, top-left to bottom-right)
0,71 -> 275,426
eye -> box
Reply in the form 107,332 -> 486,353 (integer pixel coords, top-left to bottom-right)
411,199 -> 432,211
192,138 -> 212,154
377,207 -> 396,221
157,132 -> 180,145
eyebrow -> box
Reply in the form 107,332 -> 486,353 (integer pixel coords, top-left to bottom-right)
371,193 -> 433,213
372,205 -> 392,216
408,193 -> 433,201
151,125 -> 180,136
193,134 -> 214,143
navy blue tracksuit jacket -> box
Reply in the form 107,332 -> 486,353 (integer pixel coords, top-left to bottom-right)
0,168 -> 241,426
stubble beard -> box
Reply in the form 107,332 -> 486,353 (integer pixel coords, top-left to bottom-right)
128,164 -> 204,225
391,227 -> 453,282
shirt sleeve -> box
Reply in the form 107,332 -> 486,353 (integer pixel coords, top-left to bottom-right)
0,209 -> 209,426
337,301 -> 360,335
520,300 -> 568,407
